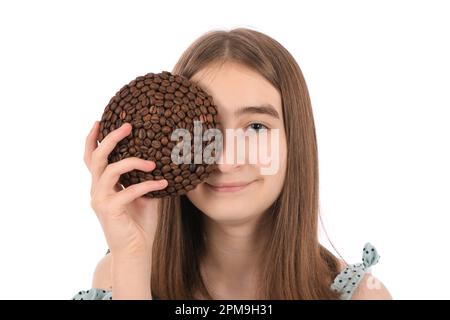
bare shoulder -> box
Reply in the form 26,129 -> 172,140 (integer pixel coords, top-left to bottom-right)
92,253 -> 113,291
351,272 -> 392,300
336,258 -> 392,300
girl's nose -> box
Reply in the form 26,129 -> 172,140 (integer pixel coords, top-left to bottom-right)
214,136 -> 244,173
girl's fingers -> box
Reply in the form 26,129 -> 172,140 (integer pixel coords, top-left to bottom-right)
90,123 -> 132,181
96,157 -> 156,192
84,121 -> 99,169
113,179 -> 168,207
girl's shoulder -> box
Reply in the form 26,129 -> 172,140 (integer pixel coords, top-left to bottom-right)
72,250 -> 113,300
332,243 -> 392,300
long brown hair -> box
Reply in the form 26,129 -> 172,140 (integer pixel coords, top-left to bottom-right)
151,27 -> 342,299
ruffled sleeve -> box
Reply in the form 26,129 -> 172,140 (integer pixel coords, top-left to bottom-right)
72,288 -> 112,300
330,242 -> 380,300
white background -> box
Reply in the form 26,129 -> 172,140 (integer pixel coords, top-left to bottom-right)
0,0 -> 448,299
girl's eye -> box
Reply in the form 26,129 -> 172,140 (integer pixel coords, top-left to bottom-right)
246,123 -> 268,132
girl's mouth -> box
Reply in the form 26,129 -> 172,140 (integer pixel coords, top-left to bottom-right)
205,180 -> 255,193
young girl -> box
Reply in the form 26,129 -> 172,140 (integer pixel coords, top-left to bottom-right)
74,28 -> 392,300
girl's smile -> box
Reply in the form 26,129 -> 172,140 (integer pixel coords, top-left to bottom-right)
204,180 -> 257,193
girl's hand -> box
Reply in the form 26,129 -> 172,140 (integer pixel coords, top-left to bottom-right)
84,121 -> 167,259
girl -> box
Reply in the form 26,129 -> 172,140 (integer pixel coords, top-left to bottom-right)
74,28 -> 392,300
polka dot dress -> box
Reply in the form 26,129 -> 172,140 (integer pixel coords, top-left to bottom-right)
330,242 -> 380,300
72,243 -> 380,300
72,288 -> 112,300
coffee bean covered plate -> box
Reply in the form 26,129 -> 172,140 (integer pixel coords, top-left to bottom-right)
98,71 -> 221,198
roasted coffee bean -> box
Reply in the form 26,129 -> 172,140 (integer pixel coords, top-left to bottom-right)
138,129 -> 146,139
162,165 -> 171,174
151,123 -> 161,132
164,109 -> 172,117
161,136 -> 169,145
195,166 -> 205,175
163,173 -> 174,180
98,71 -> 220,198
181,171 -> 191,178
161,156 -> 171,164
146,130 -> 155,139
162,147 -> 171,157
208,106 -> 217,115
161,126 -> 171,134
151,140 -> 161,149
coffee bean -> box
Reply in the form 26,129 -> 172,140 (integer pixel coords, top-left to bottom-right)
144,138 -> 152,147
161,126 -> 171,134
163,173 -> 174,180
181,171 -> 191,178
151,140 -> 161,149
138,129 -> 146,139
161,156 -> 171,164
99,71 -> 219,198
162,165 -> 171,174
171,114 -> 180,123
164,109 -> 172,117
149,115 -> 159,124
195,166 -> 205,175
151,124 -> 161,133
162,147 -> 171,157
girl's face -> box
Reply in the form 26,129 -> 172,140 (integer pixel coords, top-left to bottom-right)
187,61 -> 287,224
